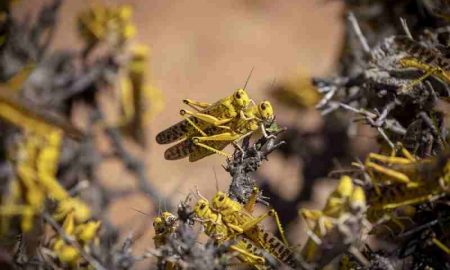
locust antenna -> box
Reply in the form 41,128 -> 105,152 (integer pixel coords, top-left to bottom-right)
190,188 -> 199,199
243,66 -> 255,90
213,167 -> 220,192
195,185 -> 208,201
132,208 -> 151,217
158,198 -> 162,216
269,77 -> 276,90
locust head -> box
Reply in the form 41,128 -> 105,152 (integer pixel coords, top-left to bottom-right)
153,212 -> 177,234
257,101 -> 274,124
232,88 -> 252,109
211,191 -> 228,210
161,212 -> 177,226
153,216 -> 165,234
194,199 -> 213,220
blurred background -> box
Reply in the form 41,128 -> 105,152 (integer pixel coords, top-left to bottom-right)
13,1 -> 356,268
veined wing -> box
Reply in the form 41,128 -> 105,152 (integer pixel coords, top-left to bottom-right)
156,96 -> 233,144
156,115 -> 204,144
164,126 -> 230,161
163,139 -> 229,162
248,226 -> 301,269
164,138 -> 196,160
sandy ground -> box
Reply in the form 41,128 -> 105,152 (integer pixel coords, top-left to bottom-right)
16,0 -> 345,268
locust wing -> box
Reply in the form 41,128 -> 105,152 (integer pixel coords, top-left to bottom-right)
163,125 -> 230,162
188,141 -> 229,162
156,116 -> 202,144
249,226 -> 302,269
156,96 -> 233,144
164,139 -> 196,160
164,139 -> 229,162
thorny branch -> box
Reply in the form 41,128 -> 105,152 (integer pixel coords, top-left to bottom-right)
225,127 -> 286,204
105,126 -> 174,210
1,1 -> 450,270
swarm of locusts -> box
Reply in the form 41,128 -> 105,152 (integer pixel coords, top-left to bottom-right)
0,0 -> 449,270
0,1 -> 164,269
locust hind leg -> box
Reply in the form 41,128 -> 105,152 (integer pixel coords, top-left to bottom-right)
180,109 -> 233,126
239,209 -> 289,246
230,244 -> 266,266
382,193 -> 444,210
179,108 -> 233,138
191,141 -> 231,159
367,152 -> 414,165
397,143 -> 416,162
179,110 -> 208,137
399,58 -> 448,92
183,99 -> 211,111
192,132 -> 242,158
431,238 -> 450,254
365,160 -> 415,186
365,148 -> 417,191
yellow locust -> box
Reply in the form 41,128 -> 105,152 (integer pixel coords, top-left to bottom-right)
299,176 -> 366,264
388,36 -> 450,92
156,89 -> 255,161
152,211 -> 179,270
193,198 -> 274,270
208,188 -> 304,269
153,211 -> 178,248
363,150 -> 450,233
160,97 -> 275,162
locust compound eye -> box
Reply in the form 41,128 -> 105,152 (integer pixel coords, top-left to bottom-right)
218,195 -> 225,201
199,203 -> 206,210
260,103 -> 266,110
235,92 -> 241,99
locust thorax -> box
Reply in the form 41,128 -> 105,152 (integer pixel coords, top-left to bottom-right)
211,191 -> 241,214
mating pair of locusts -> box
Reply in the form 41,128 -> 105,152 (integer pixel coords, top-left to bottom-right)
361,147 -> 450,229
350,145 -> 450,255
156,89 -> 275,162
192,189 -> 305,269
152,192 -> 302,269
